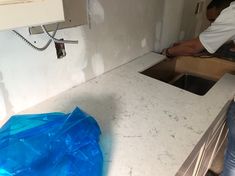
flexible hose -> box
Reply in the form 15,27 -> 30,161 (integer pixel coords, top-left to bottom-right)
12,24 -> 59,51
41,25 -> 78,44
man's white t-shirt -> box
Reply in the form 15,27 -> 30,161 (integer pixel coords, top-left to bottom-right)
199,2 -> 235,53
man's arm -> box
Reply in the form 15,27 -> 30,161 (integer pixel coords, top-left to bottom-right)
166,38 -> 205,57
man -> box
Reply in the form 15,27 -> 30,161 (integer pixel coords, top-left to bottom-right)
163,1 -> 235,176
163,0 -> 235,58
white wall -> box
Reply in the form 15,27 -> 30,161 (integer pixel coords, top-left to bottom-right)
200,0 -> 212,32
157,0 -> 208,51
180,0 -> 208,40
180,0 -> 198,40
158,0 -> 185,51
0,0 -> 164,121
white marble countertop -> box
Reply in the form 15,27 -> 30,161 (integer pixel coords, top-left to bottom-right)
21,52 -> 235,176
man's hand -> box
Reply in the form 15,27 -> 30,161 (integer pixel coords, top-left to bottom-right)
172,41 -> 184,47
166,38 -> 205,57
161,48 -> 173,58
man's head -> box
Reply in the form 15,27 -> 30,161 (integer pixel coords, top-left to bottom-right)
207,0 -> 234,22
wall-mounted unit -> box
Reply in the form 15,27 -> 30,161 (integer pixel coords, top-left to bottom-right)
0,0 -> 64,31
29,0 -> 87,34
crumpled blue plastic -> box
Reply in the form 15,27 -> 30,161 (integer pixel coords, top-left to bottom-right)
0,107 -> 103,176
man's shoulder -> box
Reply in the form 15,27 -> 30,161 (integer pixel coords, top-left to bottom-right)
220,3 -> 235,17
214,6 -> 235,25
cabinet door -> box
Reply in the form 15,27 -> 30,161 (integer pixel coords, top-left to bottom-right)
196,123 -> 227,176
175,139 -> 207,176
176,100 -> 231,176
0,0 -> 64,30
184,144 -> 206,176
194,101 -> 230,176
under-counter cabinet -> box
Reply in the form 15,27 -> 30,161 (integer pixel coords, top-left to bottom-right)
176,101 -> 230,176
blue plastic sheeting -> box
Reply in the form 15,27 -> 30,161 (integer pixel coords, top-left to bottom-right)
0,107 -> 103,176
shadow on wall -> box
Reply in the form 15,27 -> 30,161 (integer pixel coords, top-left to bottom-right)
0,71 -> 14,122
23,93 -> 118,176
82,0 -> 108,78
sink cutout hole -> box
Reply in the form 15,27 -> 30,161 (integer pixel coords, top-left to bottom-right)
140,60 -> 217,96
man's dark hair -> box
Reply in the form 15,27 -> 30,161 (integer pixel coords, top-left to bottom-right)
207,0 -> 234,10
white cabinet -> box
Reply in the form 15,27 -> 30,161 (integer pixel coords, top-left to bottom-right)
176,101 -> 230,176
0,0 -> 64,31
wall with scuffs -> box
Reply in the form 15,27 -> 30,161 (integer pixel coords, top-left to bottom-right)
200,0 -> 211,32
180,0 -> 208,40
157,0 -> 185,51
0,0 -> 164,122
158,0 -> 208,51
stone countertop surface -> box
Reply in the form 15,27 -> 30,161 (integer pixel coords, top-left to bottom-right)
21,52 -> 235,176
